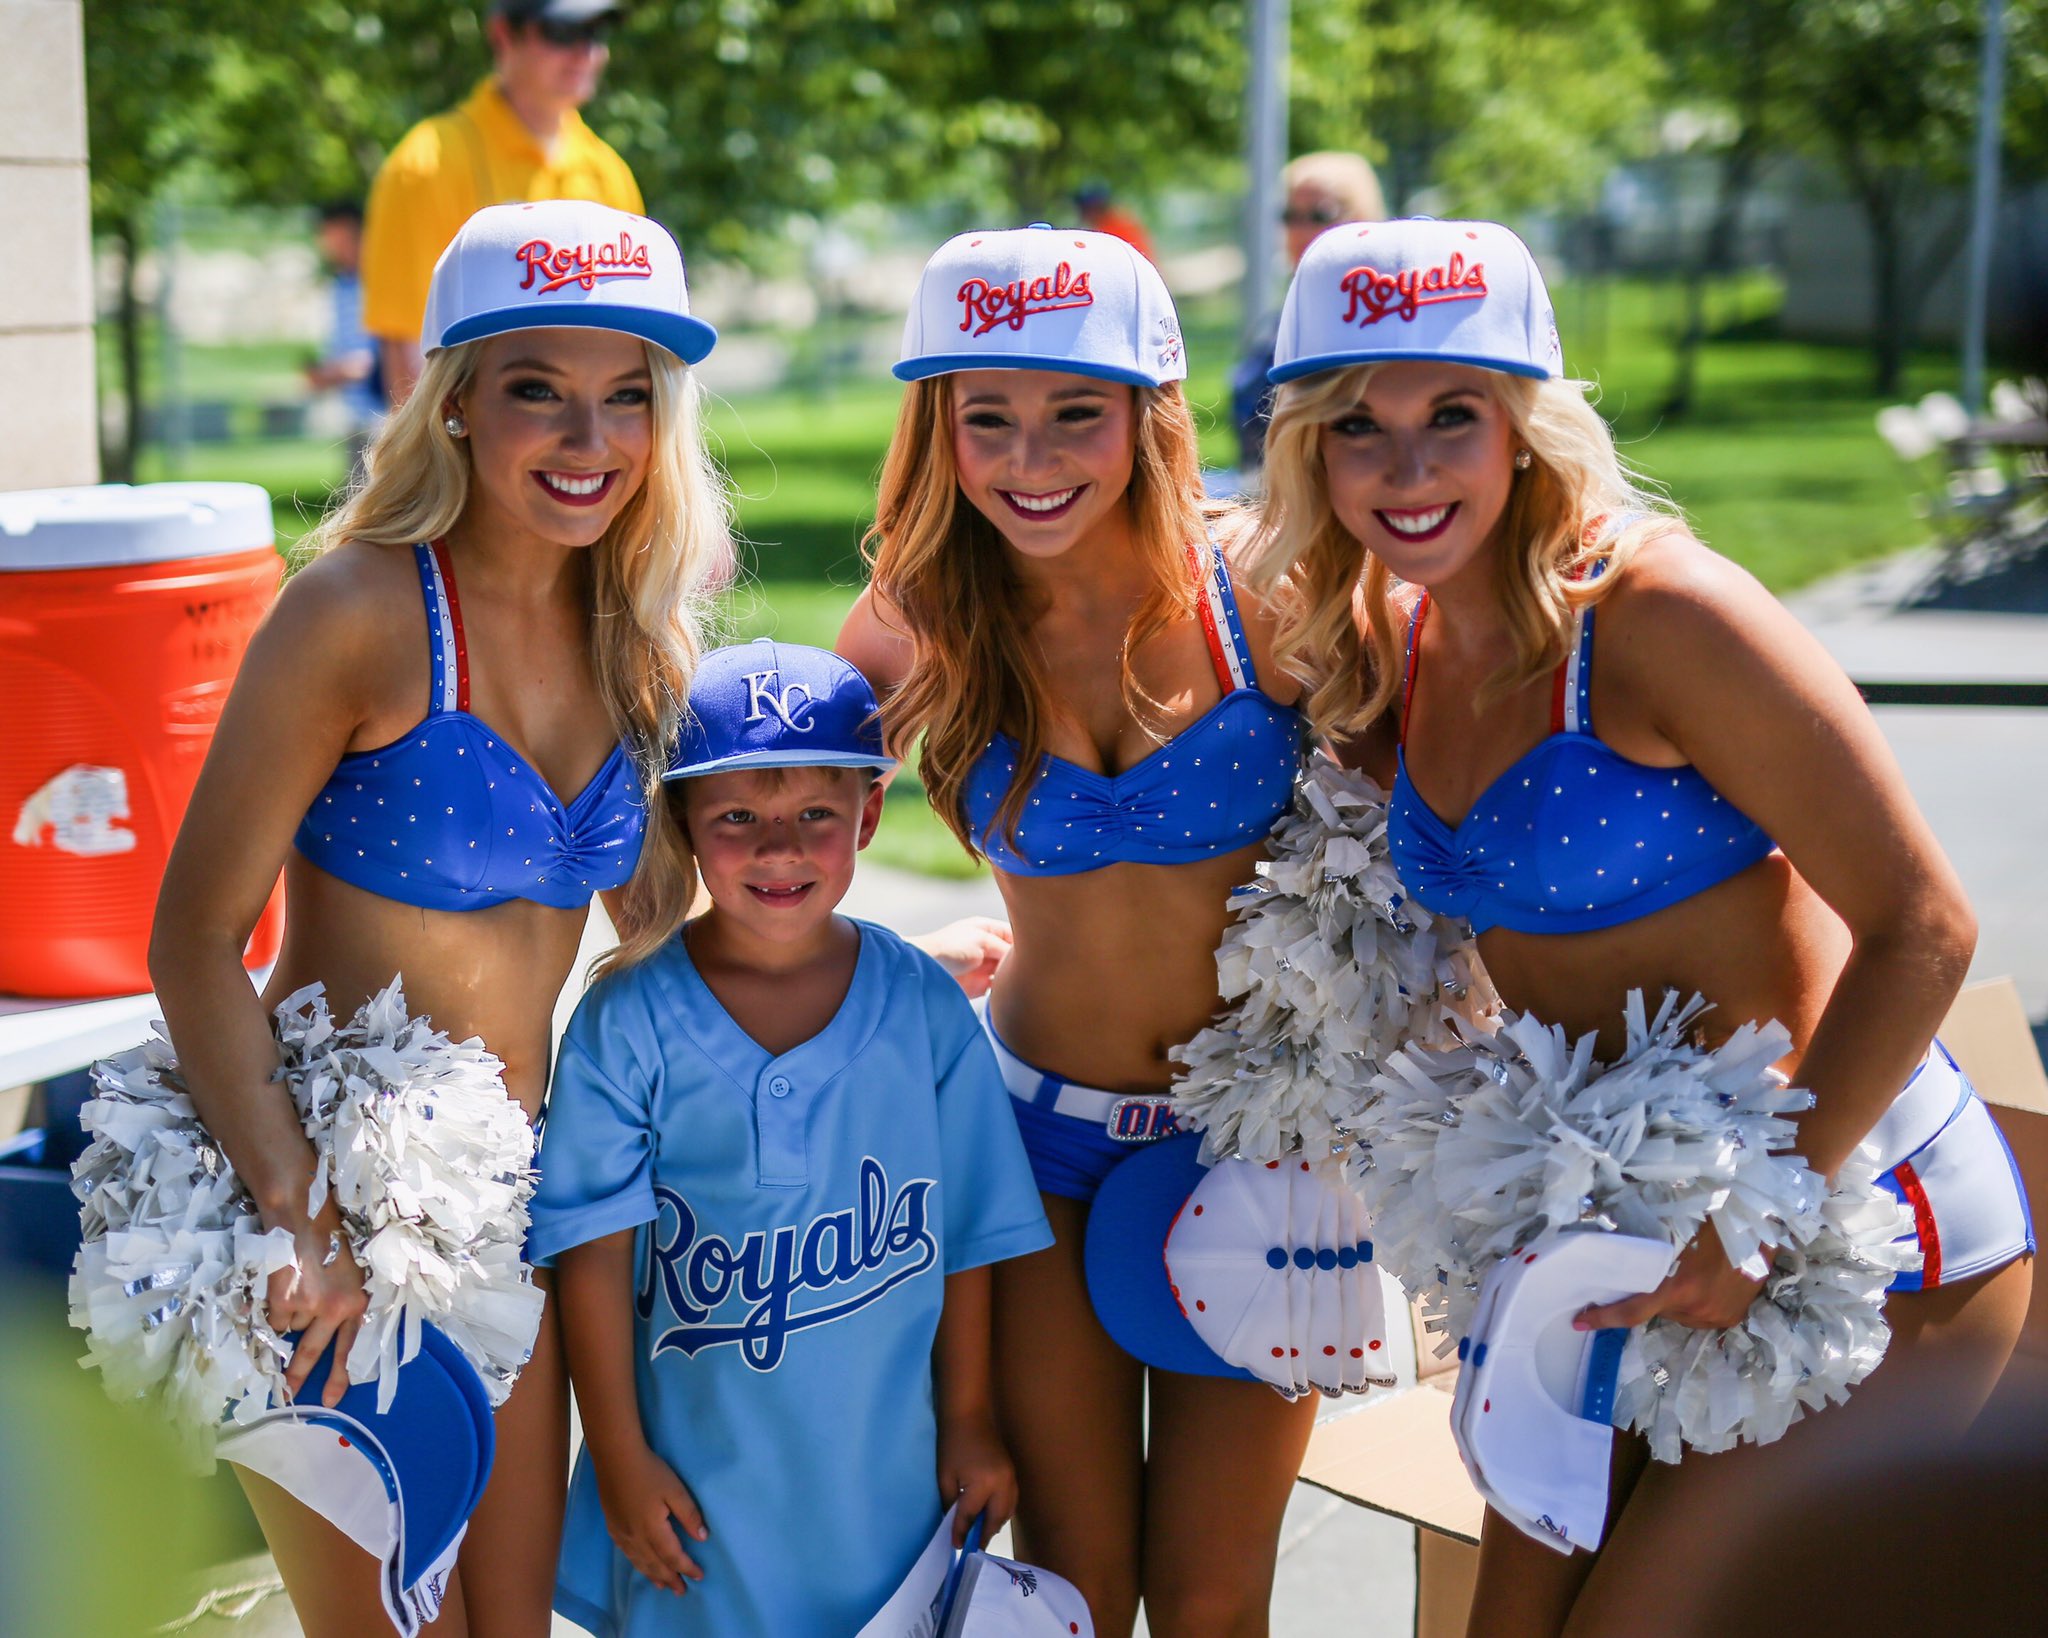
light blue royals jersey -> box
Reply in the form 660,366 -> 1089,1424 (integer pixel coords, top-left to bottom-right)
531,920 -> 1052,1638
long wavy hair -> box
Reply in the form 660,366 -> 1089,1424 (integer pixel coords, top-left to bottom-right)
864,375 -> 1207,857
306,338 -> 730,972
1248,364 -> 1679,744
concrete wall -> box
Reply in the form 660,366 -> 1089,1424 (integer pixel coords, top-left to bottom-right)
0,1 -> 96,491
1779,181 -> 2048,361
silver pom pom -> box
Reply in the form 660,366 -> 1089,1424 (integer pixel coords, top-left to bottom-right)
69,977 -> 546,1463
1169,755 -> 1496,1170
1351,989 -> 1921,1461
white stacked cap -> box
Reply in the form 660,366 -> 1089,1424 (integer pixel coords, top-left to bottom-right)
1270,217 -> 1562,385
896,223 -> 1186,388
1164,1155 -> 1392,1400
420,199 -> 716,364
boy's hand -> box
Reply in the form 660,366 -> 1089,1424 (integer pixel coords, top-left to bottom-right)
913,917 -> 1013,998
593,1442 -> 710,1595
937,1410 -> 1017,1545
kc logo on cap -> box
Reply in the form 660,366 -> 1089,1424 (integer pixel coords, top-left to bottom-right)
1270,217 -> 1562,386
421,199 -> 717,365
896,223 -> 1188,390
668,639 -> 897,781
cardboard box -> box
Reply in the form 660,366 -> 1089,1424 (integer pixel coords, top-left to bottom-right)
1296,976 -> 2045,1636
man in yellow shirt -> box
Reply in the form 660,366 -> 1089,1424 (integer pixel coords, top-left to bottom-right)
362,0 -> 641,404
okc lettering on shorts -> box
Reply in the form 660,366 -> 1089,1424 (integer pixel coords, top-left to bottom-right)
638,1158 -> 938,1371
1338,254 -> 1488,326
515,233 -> 656,295
956,263 -> 1095,337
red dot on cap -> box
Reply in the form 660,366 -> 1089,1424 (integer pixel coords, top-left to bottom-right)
1369,1339 -> 1382,1350
1350,1348 -> 1364,1358
1525,1253 -> 1538,1264
1072,1626 -> 1081,1635
1323,1345 -> 1337,1356
1466,230 -> 1479,239
1195,1300 -> 1206,1311
1272,1346 -> 1285,1358
337,1436 -> 351,1448
1075,240 -> 1086,249
1266,1161 -> 1280,1170
1484,1399 -> 1492,1413
1290,1347 -> 1300,1356
1193,1205 -> 1203,1216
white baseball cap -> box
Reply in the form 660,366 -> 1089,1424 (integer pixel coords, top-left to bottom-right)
1084,1136 -> 1392,1399
895,223 -> 1187,389
1450,1230 -> 1674,1555
420,200 -> 717,364
1269,218 -> 1562,386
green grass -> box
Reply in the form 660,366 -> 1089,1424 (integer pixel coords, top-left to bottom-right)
122,274 -> 1992,875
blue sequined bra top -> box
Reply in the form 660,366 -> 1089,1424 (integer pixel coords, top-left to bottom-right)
1388,565 -> 1776,934
294,540 -> 645,911
962,543 -> 1304,877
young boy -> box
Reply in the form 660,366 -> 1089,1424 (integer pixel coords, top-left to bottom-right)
530,639 -> 1053,1638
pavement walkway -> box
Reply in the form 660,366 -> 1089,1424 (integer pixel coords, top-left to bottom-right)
169,541 -> 2047,1637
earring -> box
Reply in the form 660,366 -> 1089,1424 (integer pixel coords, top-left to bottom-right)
443,415 -> 467,438
1513,449 -> 1532,470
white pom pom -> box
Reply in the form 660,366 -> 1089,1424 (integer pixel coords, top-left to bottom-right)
1171,755 -> 1495,1169
70,977 -> 545,1460
1352,990 -> 1919,1459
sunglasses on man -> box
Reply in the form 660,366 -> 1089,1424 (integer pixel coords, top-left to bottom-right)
533,14 -> 615,48
1280,202 -> 1344,229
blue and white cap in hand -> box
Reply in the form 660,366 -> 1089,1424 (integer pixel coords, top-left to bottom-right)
1450,1229 -> 1674,1555
1269,217 -> 1562,386
895,224 -> 1187,389
1082,1135 -> 1392,1398
667,639 -> 898,780
215,1322 -> 495,1637
420,199 -> 717,364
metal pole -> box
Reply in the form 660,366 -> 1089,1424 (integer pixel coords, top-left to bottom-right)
1961,0 -> 2006,417
1242,0 -> 1290,347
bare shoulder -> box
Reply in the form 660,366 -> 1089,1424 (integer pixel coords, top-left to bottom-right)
836,582 -> 916,692
1594,527 -> 1785,665
257,541 -> 421,697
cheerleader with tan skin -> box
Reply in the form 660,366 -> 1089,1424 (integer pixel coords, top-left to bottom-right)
144,203 -> 731,1637
1249,217 -> 2033,1636
840,226 -> 1319,1636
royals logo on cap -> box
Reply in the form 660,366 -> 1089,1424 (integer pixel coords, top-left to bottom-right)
1270,217 -> 1562,386
896,224 -> 1188,390
667,639 -> 897,780
421,199 -> 717,365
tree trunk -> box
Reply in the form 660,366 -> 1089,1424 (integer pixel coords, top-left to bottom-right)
107,215 -> 145,485
1661,142 -> 1760,420
1859,179 -> 1907,398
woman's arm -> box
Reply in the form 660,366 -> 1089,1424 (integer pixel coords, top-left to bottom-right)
1601,539 -> 1975,1183
554,1230 -> 708,1593
147,550 -> 396,1397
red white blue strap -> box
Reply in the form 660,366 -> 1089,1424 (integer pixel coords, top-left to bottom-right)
1191,538 -> 1251,696
420,540 -> 470,713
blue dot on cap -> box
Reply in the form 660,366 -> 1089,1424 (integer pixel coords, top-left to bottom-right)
1293,1247 -> 1315,1271
1266,1247 -> 1289,1271
1474,1342 -> 1489,1368
1358,1240 -> 1374,1262
1316,1249 -> 1338,1271
1458,1336 -> 1470,1361
1337,1246 -> 1358,1269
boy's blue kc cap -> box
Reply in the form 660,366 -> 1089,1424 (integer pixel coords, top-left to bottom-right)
420,199 -> 717,365
895,223 -> 1187,389
667,639 -> 897,780
1270,217 -> 1562,386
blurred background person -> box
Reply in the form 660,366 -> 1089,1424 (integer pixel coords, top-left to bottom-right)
1230,149 -> 1388,473
361,0 -> 638,406
301,200 -> 381,488
1074,181 -> 1156,262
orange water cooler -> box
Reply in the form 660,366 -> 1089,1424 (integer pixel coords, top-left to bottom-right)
0,483 -> 286,998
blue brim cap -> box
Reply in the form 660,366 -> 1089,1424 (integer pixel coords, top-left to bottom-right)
662,748 -> 896,781
1083,1134 -> 1258,1381
441,304 -> 718,366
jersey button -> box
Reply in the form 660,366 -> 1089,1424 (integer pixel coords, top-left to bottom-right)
769,1076 -> 792,1098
